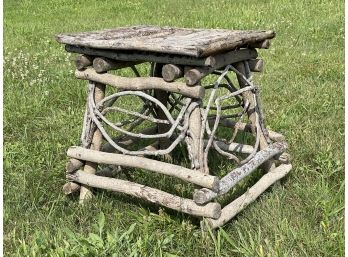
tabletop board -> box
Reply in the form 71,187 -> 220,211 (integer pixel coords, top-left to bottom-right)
56,25 -> 275,57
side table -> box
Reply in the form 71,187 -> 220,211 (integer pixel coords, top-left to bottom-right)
56,25 -> 292,229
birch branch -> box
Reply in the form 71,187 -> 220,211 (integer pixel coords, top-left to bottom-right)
67,146 -> 219,190
67,170 -> 221,219
75,68 -> 205,99
193,142 -> 287,204
205,164 -> 292,229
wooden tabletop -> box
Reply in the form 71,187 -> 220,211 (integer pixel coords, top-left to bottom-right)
56,25 -> 275,57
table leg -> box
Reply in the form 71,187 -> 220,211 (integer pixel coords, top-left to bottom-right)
234,61 -> 273,172
153,63 -> 171,151
79,81 -> 106,204
187,102 -> 205,173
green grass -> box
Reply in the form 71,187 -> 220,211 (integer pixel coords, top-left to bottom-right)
4,0 -> 344,256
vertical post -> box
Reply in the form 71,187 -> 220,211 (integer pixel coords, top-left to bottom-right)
234,61 -> 273,172
153,63 -> 171,150
79,82 -> 106,204
188,103 -> 205,173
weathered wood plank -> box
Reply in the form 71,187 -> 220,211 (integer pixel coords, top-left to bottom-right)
57,25 -> 275,57
65,45 -> 210,67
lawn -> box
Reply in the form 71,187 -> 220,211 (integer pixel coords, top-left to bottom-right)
3,0 -> 344,256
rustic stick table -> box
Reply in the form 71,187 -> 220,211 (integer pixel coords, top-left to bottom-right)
56,25 -> 292,229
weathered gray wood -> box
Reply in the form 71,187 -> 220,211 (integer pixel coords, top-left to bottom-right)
93,57 -> 141,73
68,170 -> 222,219
205,164 -> 292,229
66,158 -> 84,173
161,64 -> 183,82
75,68 -> 205,99
153,63 -> 171,150
193,142 -> 287,204
57,25 -> 275,57
79,82 -> 106,204
185,67 -> 208,86
185,49 -> 258,85
234,61 -> 272,173
248,59 -> 264,72
63,182 -> 80,195
76,54 -> 93,70
65,44 -> 211,67
234,62 -> 257,134
67,146 -> 220,190
187,104 -> 205,172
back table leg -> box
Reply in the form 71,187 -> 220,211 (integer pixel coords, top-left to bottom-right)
79,82 -> 106,204
153,63 -> 171,151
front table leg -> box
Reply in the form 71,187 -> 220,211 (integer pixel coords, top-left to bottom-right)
79,82 -> 106,204
234,61 -> 273,172
187,102 -> 205,173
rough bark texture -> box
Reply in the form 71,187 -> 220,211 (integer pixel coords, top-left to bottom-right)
57,25 -> 275,57
205,164 -> 292,229
68,170 -> 222,219
75,68 -> 205,99
67,146 -> 219,190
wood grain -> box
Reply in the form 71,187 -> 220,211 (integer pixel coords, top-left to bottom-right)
75,68 -> 205,99
67,146 -> 220,190
68,170 -> 222,218
57,25 -> 275,57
